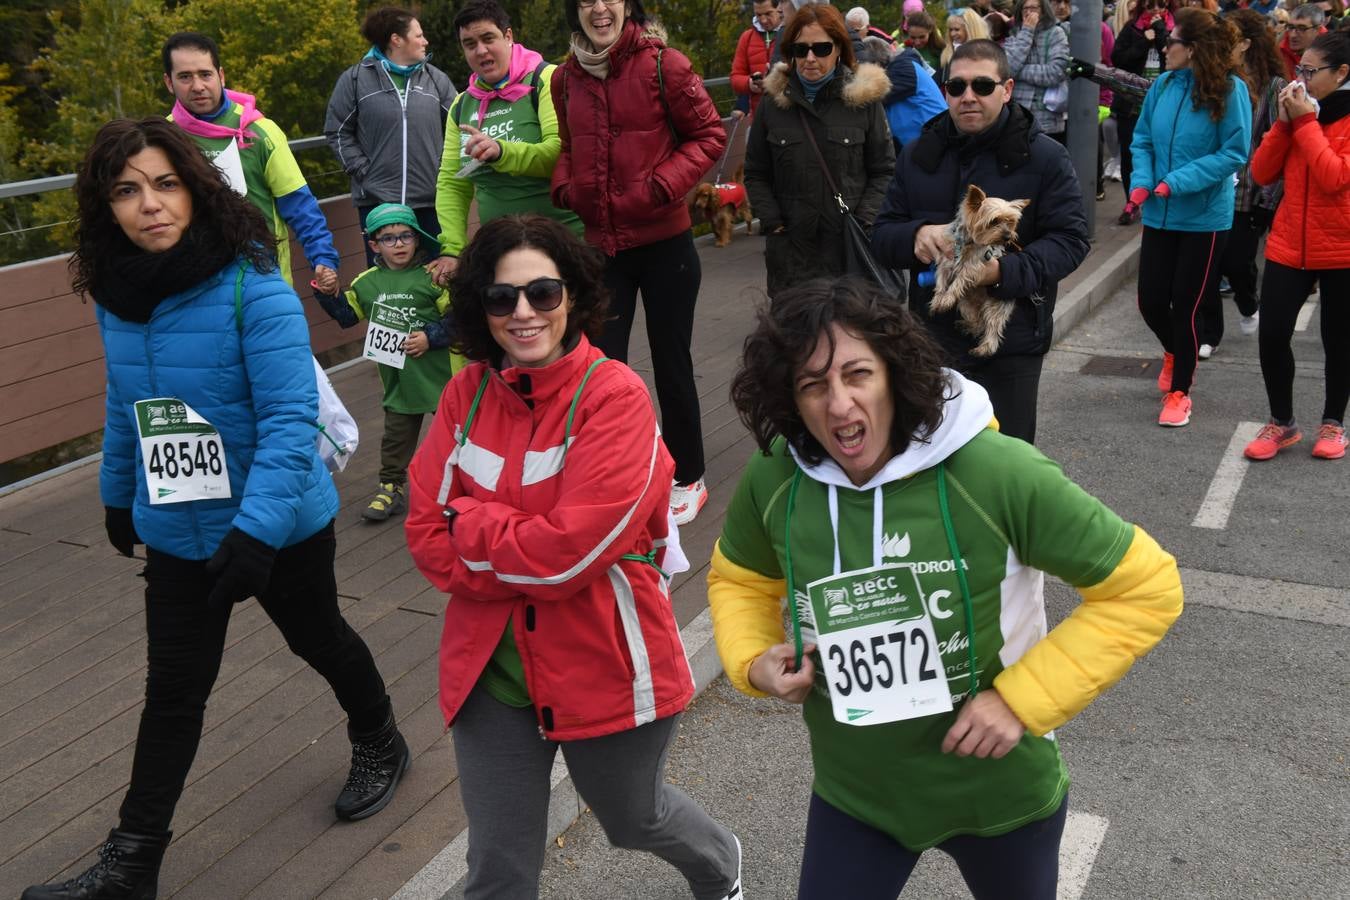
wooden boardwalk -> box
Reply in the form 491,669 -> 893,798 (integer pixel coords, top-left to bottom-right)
0,200 -> 1129,898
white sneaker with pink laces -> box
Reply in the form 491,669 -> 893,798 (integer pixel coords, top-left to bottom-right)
670,479 -> 708,526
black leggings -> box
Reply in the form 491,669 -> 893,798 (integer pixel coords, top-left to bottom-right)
1257,260 -> 1350,424
1117,110 -> 1138,197
597,231 -> 705,484
797,792 -> 1069,900
1199,211 -> 1266,347
1138,227 -> 1228,394
119,523 -> 391,834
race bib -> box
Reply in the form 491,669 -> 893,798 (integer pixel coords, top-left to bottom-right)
807,564 -> 954,726
134,399 -> 231,505
363,301 -> 411,369
211,140 -> 248,197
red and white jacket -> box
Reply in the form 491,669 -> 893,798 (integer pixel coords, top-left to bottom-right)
404,336 -> 693,740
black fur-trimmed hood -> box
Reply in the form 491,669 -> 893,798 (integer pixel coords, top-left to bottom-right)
762,60 -> 891,110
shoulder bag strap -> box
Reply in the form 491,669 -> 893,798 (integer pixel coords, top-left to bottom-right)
656,48 -> 679,142
796,108 -> 849,214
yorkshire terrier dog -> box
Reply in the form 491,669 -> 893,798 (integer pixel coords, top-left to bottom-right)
930,184 -> 1029,357
692,165 -> 753,247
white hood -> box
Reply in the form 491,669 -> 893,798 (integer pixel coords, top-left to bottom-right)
788,369 -> 995,491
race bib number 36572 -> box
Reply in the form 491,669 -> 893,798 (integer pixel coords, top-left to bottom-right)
133,399 -> 231,505
807,564 -> 954,726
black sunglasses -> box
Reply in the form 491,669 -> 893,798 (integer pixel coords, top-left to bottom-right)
945,76 -> 1001,96
1165,36 -> 1190,47
788,41 -> 835,58
482,277 -> 566,317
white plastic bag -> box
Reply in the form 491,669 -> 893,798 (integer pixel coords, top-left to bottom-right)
313,357 -> 359,473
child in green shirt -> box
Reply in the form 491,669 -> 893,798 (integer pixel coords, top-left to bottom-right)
315,203 -> 462,521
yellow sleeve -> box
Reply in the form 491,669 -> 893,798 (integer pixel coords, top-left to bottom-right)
256,117 -> 307,198
494,64 -> 564,181
434,288 -> 451,315
345,268 -> 379,322
708,540 -> 789,698
994,525 -> 1183,736
436,94 -> 475,257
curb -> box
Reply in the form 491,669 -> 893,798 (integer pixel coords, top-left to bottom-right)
391,234 -> 1144,900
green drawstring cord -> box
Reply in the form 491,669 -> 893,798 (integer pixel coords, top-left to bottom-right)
936,462 -> 980,700
621,550 -> 669,580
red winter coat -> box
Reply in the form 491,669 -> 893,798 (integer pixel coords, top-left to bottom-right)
731,26 -> 778,116
1251,110 -> 1350,270
404,335 -> 693,741
551,21 -> 726,255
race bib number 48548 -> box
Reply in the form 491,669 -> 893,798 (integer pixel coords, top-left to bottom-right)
134,399 -> 231,505
807,564 -> 954,726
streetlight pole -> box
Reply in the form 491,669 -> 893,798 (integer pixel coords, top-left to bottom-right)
1067,0 -> 1104,238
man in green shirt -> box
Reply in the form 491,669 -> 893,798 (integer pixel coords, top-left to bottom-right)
163,31 -> 339,291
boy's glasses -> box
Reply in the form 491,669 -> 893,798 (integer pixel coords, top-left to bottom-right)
374,231 -> 416,247
788,41 -> 835,58
482,278 -> 566,317
945,76 -> 1001,96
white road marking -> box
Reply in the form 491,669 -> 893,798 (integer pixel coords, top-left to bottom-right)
1295,294 -> 1318,332
1192,421 -> 1263,529
1059,812 -> 1111,900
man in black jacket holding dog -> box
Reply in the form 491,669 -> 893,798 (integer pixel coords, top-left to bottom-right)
871,39 -> 1089,444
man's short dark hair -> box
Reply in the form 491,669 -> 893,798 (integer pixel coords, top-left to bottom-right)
754,0 -> 782,8
453,0 -> 512,36
161,32 -> 221,75
950,38 -> 1012,81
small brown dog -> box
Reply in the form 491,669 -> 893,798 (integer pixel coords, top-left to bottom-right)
692,166 -> 753,247
931,184 -> 1029,357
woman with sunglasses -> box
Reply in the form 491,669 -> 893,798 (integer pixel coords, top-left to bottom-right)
1004,0 -> 1072,141
709,277 -> 1182,900
1110,0 -> 1176,224
1128,7 -> 1251,427
404,214 -> 742,900
1242,30 -> 1350,460
552,0 -> 726,527
744,3 -> 895,300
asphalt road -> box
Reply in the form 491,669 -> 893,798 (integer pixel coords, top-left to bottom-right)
524,282 -> 1350,899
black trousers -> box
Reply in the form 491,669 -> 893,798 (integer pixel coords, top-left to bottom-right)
358,204 -> 441,268
1257,261 -> 1350,425
597,231 -> 706,485
119,523 -> 390,834
965,353 -> 1046,445
1138,227 -> 1228,395
1117,110 -> 1138,199
1199,210 -> 1266,347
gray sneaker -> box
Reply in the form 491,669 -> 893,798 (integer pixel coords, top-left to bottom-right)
362,483 -> 406,522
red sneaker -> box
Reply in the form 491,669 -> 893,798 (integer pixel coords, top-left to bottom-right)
1244,422 -> 1302,460
1311,423 -> 1347,460
1158,391 -> 1191,427
1157,353 -> 1174,393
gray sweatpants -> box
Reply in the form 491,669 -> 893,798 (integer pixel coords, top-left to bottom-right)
452,684 -> 739,900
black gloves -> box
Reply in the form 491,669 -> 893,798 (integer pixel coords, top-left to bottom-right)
105,506 -> 141,557
1067,58 -> 1093,80
205,527 -> 277,610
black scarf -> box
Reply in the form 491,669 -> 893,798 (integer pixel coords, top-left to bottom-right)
1318,86 -> 1350,126
93,219 -> 237,323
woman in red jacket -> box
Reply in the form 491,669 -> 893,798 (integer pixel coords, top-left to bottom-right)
552,0 -> 726,527
1243,30 -> 1350,461
405,215 -> 741,900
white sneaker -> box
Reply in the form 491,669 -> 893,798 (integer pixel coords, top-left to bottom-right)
1198,343 -> 1215,360
1240,312 -> 1259,336
670,479 -> 708,526
718,833 -> 743,900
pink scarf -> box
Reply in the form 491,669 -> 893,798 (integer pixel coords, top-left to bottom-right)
465,43 -> 545,126
171,89 -> 264,149
1134,10 -> 1175,32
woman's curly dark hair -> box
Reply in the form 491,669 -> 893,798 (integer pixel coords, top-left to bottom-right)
731,278 -> 949,465
1229,9 -> 1286,104
70,118 -> 275,297
449,214 -> 609,363
1174,8 -> 1239,121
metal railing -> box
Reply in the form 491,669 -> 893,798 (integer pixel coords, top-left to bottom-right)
0,80 -> 732,202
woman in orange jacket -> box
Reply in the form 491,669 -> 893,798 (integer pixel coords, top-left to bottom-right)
1243,29 -> 1350,461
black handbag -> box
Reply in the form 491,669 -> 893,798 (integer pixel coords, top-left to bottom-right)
797,109 -> 906,302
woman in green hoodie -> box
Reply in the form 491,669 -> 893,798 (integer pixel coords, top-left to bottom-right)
708,277 -> 1183,900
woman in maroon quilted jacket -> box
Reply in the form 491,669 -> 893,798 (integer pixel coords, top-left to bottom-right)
553,0 -> 726,527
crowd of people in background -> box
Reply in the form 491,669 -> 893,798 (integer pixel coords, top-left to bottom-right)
29,0 -> 1350,896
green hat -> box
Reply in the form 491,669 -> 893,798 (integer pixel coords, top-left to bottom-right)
365,202 -> 438,247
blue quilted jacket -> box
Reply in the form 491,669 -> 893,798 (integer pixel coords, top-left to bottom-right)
98,259 -> 338,559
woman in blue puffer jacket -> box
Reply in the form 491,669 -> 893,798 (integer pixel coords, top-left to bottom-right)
1127,7 -> 1251,429
21,118 -> 406,900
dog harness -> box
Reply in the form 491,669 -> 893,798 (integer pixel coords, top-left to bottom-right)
713,182 -> 748,210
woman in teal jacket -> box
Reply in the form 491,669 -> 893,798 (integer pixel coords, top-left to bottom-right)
1127,7 -> 1251,428
22,119 -> 406,900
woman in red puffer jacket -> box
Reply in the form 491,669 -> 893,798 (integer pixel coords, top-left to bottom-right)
553,0 -> 726,527
1244,30 -> 1350,462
